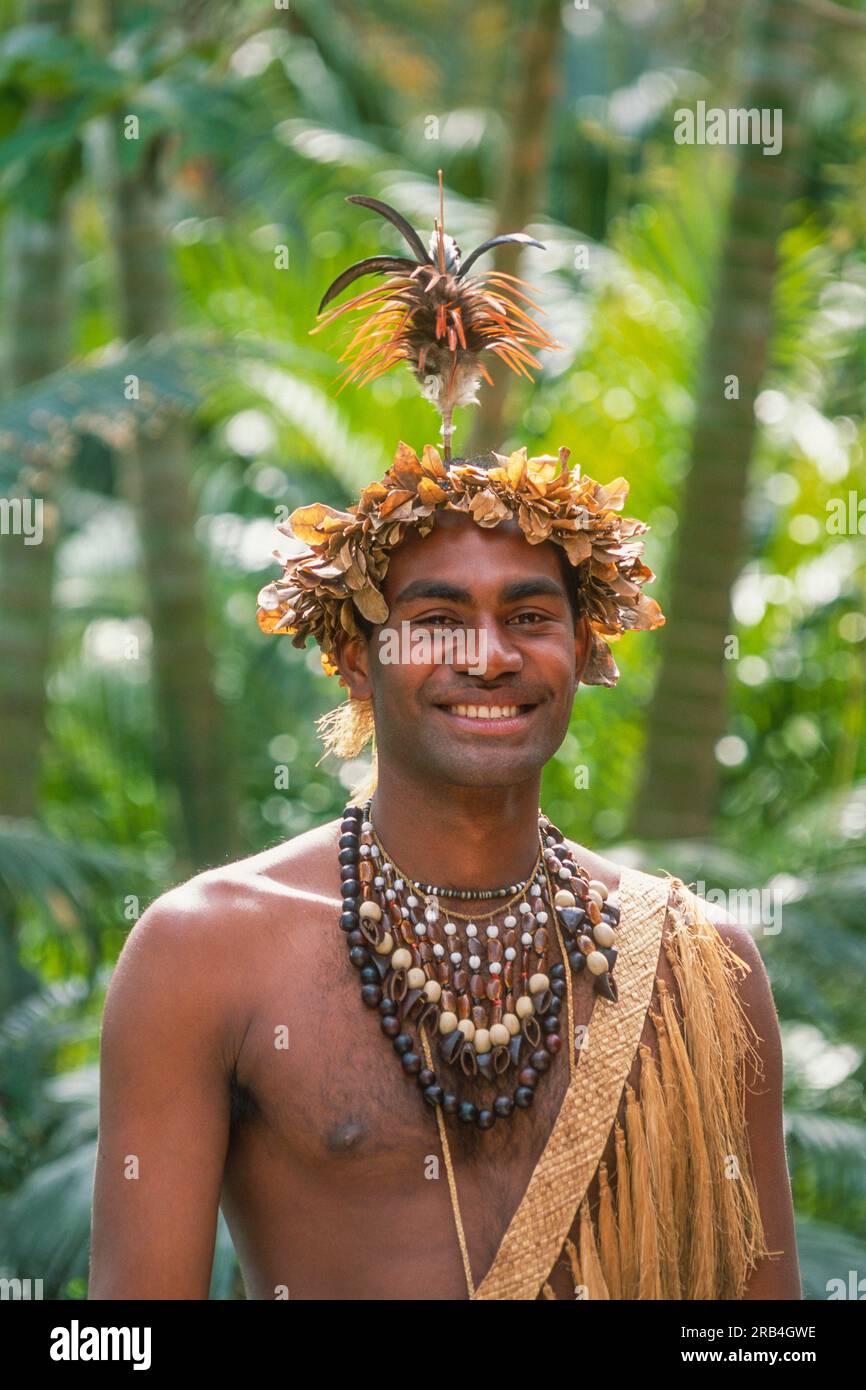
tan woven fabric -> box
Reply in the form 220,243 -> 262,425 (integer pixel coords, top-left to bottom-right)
473,864 -> 670,1300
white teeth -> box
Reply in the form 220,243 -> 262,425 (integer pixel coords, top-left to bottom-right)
448,704 -> 522,720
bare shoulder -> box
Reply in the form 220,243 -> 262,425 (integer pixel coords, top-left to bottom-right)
108,817 -> 344,1016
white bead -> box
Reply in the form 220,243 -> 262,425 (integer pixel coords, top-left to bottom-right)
521,932 -> 532,947
414,923 -> 427,936
486,924 -> 499,938
558,866 -> 572,879
519,902 -> 532,914
408,967 -> 426,989
407,894 -> 417,906
361,821 -> 372,833
587,888 -> 604,908
504,915 -> 517,928
530,884 -> 541,896
374,876 -> 384,888
587,951 -> 609,975
466,923 -> 477,937
503,1012 -> 520,1035
394,878 -> 404,890
374,932 -> 393,955
536,911 -> 548,924
593,922 -> 615,948
469,955 -> 481,970
424,907 -> 438,923
391,948 -> 412,971
489,1023 -> 510,1048
450,951 -> 462,965
490,962 -> 502,975
370,845 -> 380,857
554,889 -> 575,908
504,946 -> 517,961
433,943 -> 445,958
359,901 -> 382,922
529,972 -> 550,994
474,1029 -> 491,1055
444,922 -> 457,936
385,888 -> 396,900
588,878 -> 609,901
359,844 -> 371,856
424,979 -> 442,1002
439,1011 -> 458,1035
457,1019 -> 475,1041
401,907 -> 409,917
515,995 -> 534,1018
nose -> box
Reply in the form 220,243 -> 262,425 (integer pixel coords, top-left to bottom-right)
448,615 -> 523,681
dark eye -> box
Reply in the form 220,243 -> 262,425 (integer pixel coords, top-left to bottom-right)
511,611 -> 549,624
414,613 -> 461,626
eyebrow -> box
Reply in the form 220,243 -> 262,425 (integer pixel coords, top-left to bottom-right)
391,576 -> 568,606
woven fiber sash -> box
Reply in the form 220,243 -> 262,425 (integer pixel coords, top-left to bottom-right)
472,863 -> 672,1300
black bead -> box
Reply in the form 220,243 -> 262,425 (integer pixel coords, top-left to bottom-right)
342,807 -> 362,822
603,902 -> 621,924
423,1085 -> 444,1108
549,962 -> 566,982
551,979 -> 567,998
547,995 -> 562,1015
552,845 -> 569,862
340,868 -> 359,887
418,1067 -> 436,1088
514,1086 -> 535,1109
494,1095 -> 514,1118
338,848 -> 357,867
350,947 -> 370,969
530,1049 -> 550,1072
342,896 -> 358,913
458,1101 -> 477,1124
360,965 -> 378,985
346,929 -> 365,949
381,1015 -> 400,1038
378,997 -> 397,1016
393,1033 -> 413,1056
360,984 -> 381,1008
569,951 -> 586,972
476,1109 -> 495,1131
443,1093 -> 459,1115
542,1016 -> 559,1035
401,1051 -> 421,1076
339,911 -> 358,932
339,833 -> 359,850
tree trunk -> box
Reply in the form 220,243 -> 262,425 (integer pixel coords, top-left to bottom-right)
632,0 -> 817,840
112,134 -> 237,869
466,0 -> 563,454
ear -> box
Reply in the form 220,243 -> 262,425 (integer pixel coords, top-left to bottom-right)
574,614 -> 592,684
334,628 -> 373,701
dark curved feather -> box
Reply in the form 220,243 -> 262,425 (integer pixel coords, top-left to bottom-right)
317,256 -> 421,313
346,195 -> 432,265
457,233 -> 546,279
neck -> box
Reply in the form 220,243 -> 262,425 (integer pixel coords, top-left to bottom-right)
367,762 -> 543,892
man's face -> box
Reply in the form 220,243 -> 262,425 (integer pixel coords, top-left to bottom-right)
337,510 -> 591,788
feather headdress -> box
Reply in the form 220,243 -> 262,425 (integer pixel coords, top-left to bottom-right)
311,174 -> 559,458
258,177 -> 665,785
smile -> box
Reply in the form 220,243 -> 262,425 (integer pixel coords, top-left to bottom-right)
436,702 -> 538,731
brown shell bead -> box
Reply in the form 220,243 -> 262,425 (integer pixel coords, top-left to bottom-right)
388,902 -> 403,927
503,928 -> 517,949
359,860 -> 373,882
491,1000 -> 503,1024
470,974 -> 485,998
533,928 -> 549,953
457,994 -> 471,1020
578,934 -> 595,955
472,1005 -> 488,1030
453,969 -> 469,992
438,961 -> 451,984
504,962 -> 514,988
486,978 -> 501,1002
441,990 -> 456,1014
587,900 -> 602,925
487,940 -> 503,964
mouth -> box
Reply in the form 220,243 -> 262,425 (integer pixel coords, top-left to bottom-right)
433,700 -> 540,734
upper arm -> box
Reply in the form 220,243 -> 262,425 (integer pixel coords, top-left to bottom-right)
716,919 -> 802,1300
89,881 -> 239,1299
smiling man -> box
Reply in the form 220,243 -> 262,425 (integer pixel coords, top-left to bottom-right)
89,446 -> 800,1302
89,188 -> 799,1301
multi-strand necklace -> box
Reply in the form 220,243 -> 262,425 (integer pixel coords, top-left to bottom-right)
337,799 -> 622,1134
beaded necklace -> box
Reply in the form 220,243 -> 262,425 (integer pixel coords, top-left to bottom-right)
337,800 -> 623,1296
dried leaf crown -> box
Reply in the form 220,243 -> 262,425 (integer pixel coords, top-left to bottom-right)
257,440 -> 665,690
